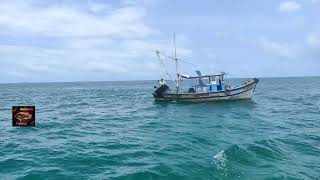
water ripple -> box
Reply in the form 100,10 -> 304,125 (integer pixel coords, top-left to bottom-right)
0,78 -> 320,179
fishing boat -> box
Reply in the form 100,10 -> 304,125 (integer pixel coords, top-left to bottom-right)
152,35 -> 259,102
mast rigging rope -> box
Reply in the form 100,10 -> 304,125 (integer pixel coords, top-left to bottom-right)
156,51 -> 176,84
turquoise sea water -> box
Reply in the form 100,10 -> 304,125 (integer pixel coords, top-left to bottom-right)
0,77 -> 319,179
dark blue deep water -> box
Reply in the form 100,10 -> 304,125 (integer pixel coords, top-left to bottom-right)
0,77 -> 319,179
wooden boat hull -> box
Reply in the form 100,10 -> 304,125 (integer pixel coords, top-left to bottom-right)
153,78 -> 259,102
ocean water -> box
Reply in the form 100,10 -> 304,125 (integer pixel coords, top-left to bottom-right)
0,77 -> 319,179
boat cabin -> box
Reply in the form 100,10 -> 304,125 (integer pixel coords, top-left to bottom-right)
180,72 -> 226,93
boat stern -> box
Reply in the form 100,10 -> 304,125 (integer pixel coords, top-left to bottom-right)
153,85 -> 170,98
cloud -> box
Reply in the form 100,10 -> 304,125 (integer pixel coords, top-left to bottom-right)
259,38 -> 296,58
0,1 -> 154,38
7,71 -> 26,78
88,2 -> 112,13
278,1 -> 301,13
207,53 -> 217,59
87,62 -> 128,73
0,0 -> 192,82
307,34 -> 320,48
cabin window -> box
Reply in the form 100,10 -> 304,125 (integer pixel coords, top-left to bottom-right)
210,76 -> 216,84
217,84 -> 222,91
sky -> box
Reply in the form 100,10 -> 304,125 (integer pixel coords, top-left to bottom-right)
0,0 -> 319,83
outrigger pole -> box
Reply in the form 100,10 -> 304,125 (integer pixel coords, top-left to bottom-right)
173,33 -> 179,93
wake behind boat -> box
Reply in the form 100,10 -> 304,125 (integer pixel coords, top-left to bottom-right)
152,34 -> 259,102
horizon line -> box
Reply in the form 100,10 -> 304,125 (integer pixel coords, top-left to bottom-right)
0,75 -> 319,85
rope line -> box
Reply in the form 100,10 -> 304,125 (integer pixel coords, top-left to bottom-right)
155,50 -> 227,80
156,51 -> 176,84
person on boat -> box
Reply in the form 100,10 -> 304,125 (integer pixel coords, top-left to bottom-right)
159,79 -> 166,86
211,78 -> 216,85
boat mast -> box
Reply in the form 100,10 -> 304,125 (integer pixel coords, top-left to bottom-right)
174,33 -> 179,93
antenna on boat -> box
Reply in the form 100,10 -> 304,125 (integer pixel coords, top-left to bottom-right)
173,33 -> 179,93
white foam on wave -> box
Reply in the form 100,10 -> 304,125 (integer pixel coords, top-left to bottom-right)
214,150 -> 225,160
213,150 -> 227,170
